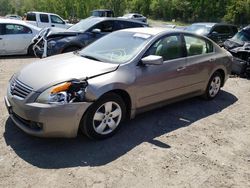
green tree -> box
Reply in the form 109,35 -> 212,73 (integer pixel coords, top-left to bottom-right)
0,0 -> 13,15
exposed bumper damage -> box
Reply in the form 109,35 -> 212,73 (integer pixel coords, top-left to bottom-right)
224,40 -> 250,77
32,27 -> 78,58
5,78 -> 93,138
32,28 -> 50,58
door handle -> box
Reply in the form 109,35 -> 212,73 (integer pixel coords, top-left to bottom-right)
177,66 -> 186,71
209,58 -> 215,62
51,25 -> 55,27
0,38 -> 2,40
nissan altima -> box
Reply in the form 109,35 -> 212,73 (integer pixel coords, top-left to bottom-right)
5,28 -> 232,139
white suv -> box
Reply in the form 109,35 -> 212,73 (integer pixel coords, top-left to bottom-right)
24,11 -> 72,29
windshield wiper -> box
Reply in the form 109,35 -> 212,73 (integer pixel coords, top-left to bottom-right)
81,54 -> 101,62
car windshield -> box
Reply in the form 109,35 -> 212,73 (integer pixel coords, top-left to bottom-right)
79,31 -> 152,64
68,18 -> 100,32
186,24 -> 211,35
232,30 -> 250,42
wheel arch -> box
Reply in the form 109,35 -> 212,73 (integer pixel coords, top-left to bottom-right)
101,89 -> 132,120
207,67 -> 226,88
215,68 -> 225,87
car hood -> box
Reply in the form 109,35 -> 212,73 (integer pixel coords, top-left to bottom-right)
46,27 -> 80,38
16,53 -> 119,92
224,38 -> 244,50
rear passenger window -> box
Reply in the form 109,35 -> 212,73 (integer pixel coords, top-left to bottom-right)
145,35 -> 184,61
134,14 -> 140,18
184,35 -> 213,56
26,13 -> 36,21
94,21 -> 114,32
40,14 -> 49,23
117,21 -> 143,30
213,26 -> 231,34
4,24 -> 32,35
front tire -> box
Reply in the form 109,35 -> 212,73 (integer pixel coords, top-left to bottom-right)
80,93 -> 126,139
27,44 -> 35,56
203,71 -> 222,100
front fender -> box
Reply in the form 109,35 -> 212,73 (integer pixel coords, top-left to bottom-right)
84,65 -> 137,115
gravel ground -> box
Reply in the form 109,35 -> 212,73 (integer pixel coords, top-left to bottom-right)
0,56 -> 250,188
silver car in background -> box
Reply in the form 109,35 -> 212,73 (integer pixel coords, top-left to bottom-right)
120,13 -> 147,23
5,28 -> 232,139
0,19 -> 41,56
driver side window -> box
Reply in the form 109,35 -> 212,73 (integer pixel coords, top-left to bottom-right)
94,21 -> 114,33
50,15 -> 64,24
145,35 -> 184,61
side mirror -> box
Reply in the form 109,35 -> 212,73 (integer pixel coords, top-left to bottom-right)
92,28 -> 101,34
141,55 -> 163,65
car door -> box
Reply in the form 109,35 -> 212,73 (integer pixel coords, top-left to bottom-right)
135,34 -> 190,108
49,14 -> 67,28
38,13 -> 50,28
1,24 -> 33,55
183,34 -> 215,90
25,12 -> 38,27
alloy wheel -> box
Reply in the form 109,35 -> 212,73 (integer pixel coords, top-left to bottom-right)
209,76 -> 221,98
92,101 -> 122,135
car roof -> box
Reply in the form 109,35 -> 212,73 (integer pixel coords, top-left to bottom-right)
191,22 -> 236,27
121,27 -> 215,40
191,22 -> 216,27
125,13 -> 142,15
27,11 -> 61,16
84,16 -> 148,25
0,18 -> 24,24
92,9 -> 113,12
121,27 -> 174,36
5,14 -> 20,17
0,18 -> 41,30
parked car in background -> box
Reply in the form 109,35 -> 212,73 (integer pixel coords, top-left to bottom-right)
224,25 -> 250,77
186,23 -> 238,46
164,24 -> 186,30
91,9 -> 114,17
0,19 -> 41,56
120,13 -> 147,23
5,28 -> 232,139
5,14 -> 22,20
23,11 -> 72,29
32,17 -> 148,58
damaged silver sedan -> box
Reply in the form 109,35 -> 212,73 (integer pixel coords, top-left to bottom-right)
5,28 -> 232,139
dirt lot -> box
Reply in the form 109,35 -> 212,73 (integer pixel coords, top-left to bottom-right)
0,56 -> 250,188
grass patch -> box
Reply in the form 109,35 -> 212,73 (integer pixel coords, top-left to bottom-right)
148,19 -> 188,27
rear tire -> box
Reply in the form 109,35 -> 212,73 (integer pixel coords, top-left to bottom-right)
27,44 -> 35,56
203,71 -> 222,100
80,93 -> 126,140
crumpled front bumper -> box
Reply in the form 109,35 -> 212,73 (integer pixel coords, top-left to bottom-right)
5,87 -> 92,138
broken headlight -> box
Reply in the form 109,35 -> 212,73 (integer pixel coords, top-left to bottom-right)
36,80 -> 88,104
